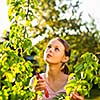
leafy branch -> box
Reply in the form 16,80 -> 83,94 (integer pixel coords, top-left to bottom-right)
64,52 -> 100,98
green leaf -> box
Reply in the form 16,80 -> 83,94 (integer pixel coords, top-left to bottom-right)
65,96 -> 70,100
5,72 -> 14,82
74,64 -> 83,73
68,73 -> 75,81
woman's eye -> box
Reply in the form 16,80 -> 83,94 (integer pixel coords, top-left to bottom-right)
55,47 -> 59,51
47,45 -> 51,48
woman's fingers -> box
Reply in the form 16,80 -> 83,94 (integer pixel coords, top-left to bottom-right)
37,79 -> 45,83
71,92 -> 84,100
35,85 -> 45,91
35,79 -> 46,91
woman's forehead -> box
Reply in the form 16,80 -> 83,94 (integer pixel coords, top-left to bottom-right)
48,39 -> 64,48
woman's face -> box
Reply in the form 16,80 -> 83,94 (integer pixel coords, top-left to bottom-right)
44,39 -> 66,64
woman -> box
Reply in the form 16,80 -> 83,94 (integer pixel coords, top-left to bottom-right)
29,37 -> 84,100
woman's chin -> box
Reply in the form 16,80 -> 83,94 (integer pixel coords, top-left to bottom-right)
44,59 -> 53,64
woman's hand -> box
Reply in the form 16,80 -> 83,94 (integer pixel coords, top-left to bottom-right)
35,73 -> 49,98
35,78 -> 46,91
71,92 -> 84,100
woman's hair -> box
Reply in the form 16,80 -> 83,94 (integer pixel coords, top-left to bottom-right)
56,37 -> 71,74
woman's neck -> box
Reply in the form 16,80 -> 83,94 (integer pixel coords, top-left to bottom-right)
45,64 -> 66,81
44,64 -> 68,92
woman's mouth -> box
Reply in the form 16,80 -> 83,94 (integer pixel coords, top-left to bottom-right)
47,53 -> 52,58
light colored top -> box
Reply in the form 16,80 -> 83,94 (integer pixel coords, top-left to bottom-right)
29,73 -> 68,100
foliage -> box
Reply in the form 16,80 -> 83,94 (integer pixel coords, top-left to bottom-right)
64,52 -> 100,98
4,0 -> 100,71
0,41 -> 36,99
52,93 -> 66,100
0,0 -> 40,99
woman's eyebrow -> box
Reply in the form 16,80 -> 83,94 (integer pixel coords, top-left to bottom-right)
47,44 -> 51,46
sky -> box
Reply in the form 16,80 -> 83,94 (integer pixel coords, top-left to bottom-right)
0,0 -> 10,37
0,0 -> 100,38
81,0 -> 100,28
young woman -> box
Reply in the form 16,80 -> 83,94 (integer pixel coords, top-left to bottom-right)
29,37 -> 84,100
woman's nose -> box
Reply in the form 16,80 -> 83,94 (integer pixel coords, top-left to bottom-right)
48,47 -> 54,52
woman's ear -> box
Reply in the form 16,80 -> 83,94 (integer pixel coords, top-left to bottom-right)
62,56 -> 69,63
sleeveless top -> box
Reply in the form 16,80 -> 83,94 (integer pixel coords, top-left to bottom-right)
29,73 -> 68,100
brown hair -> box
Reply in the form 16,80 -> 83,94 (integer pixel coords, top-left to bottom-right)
56,37 -> 71,74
